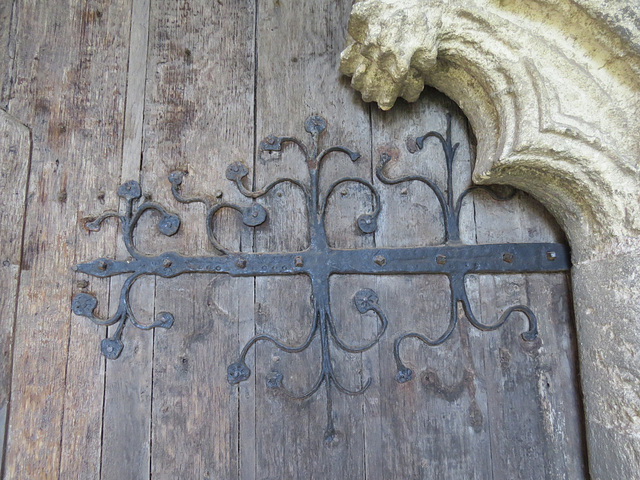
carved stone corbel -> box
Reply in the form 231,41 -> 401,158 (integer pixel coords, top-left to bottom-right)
340,1 -> 640,477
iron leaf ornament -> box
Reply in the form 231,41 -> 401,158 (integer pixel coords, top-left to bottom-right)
72,115 -> 569,438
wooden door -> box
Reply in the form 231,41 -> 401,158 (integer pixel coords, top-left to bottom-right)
0,0 -> 588,478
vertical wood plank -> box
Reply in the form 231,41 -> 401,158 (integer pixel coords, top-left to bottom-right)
252,0 -> 371,477
144,1 -> 255,478
3,0 -> 131,477
59,3 -> 134,477
100,0 -> 154,478
0,2 -> 12,71
0,0 -> 17,107
367,90 -> 585,479
471,180 -> 588,479
368,92 -> 493,479
0,110 -> 31,478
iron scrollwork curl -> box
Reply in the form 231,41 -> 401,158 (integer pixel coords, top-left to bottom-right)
72,115 -> 569,437
377,115 -> 541,383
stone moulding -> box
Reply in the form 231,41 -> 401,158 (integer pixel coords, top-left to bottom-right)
340,1 -> 640,478
340,0 -> 640,261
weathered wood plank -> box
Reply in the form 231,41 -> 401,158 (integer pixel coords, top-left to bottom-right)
368,92 -> 493,479
0,109 -> 31,478
3,0 -> 131,477
367,90 -> 586,479
251,0 -> 371,477
144,1 -> 255,478
471,181 -> 588,479
59,3 -> 134,477
100,1 -> 154,478
0,2 -> 12,69
0,0 -> 17,108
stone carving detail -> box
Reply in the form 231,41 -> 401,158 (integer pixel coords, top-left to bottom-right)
340,0 -> 640,261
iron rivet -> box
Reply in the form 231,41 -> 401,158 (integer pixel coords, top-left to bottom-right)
374,255 -> 386,266
236,258 -> 246,269
97,260 -> 107,271
163,259 -> 172,268
546,251 -> 557,261
436,255 -> 446,265
106,346 -> 113,353
294,256 -> 304,267
503,253 -> 514,263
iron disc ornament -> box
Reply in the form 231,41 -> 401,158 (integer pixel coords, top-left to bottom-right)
72,115 -> 569,438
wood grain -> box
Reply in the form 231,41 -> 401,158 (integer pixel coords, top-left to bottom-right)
472,173 -> 588,479
100,0 -> 154,478
368,93 -> 494,479
3,1 -> 130,477
366,90 -> 586,479
59,4 -> 135,477
0,109 -> 31,478
250,0 -> 371,477
143,1 -> 255,478
0,0 -> 17,108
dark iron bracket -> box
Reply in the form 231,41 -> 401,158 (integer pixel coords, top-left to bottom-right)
72,115 -> 570,439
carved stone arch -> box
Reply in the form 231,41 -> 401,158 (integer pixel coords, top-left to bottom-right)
340,1 -> 640,478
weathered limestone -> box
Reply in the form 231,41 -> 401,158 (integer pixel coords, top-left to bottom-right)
572,252 -> 640,479
340,1 -> 640,478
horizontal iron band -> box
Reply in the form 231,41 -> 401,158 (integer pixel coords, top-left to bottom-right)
74,242 -> 569,278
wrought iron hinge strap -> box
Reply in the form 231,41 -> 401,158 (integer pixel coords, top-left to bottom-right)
72,114 -> 571,439
75,243 -> 569,279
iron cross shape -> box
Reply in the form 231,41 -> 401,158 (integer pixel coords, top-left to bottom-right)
72,115 -> 569,438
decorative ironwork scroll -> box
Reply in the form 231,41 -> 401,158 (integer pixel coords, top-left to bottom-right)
72,115 -> 570,439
